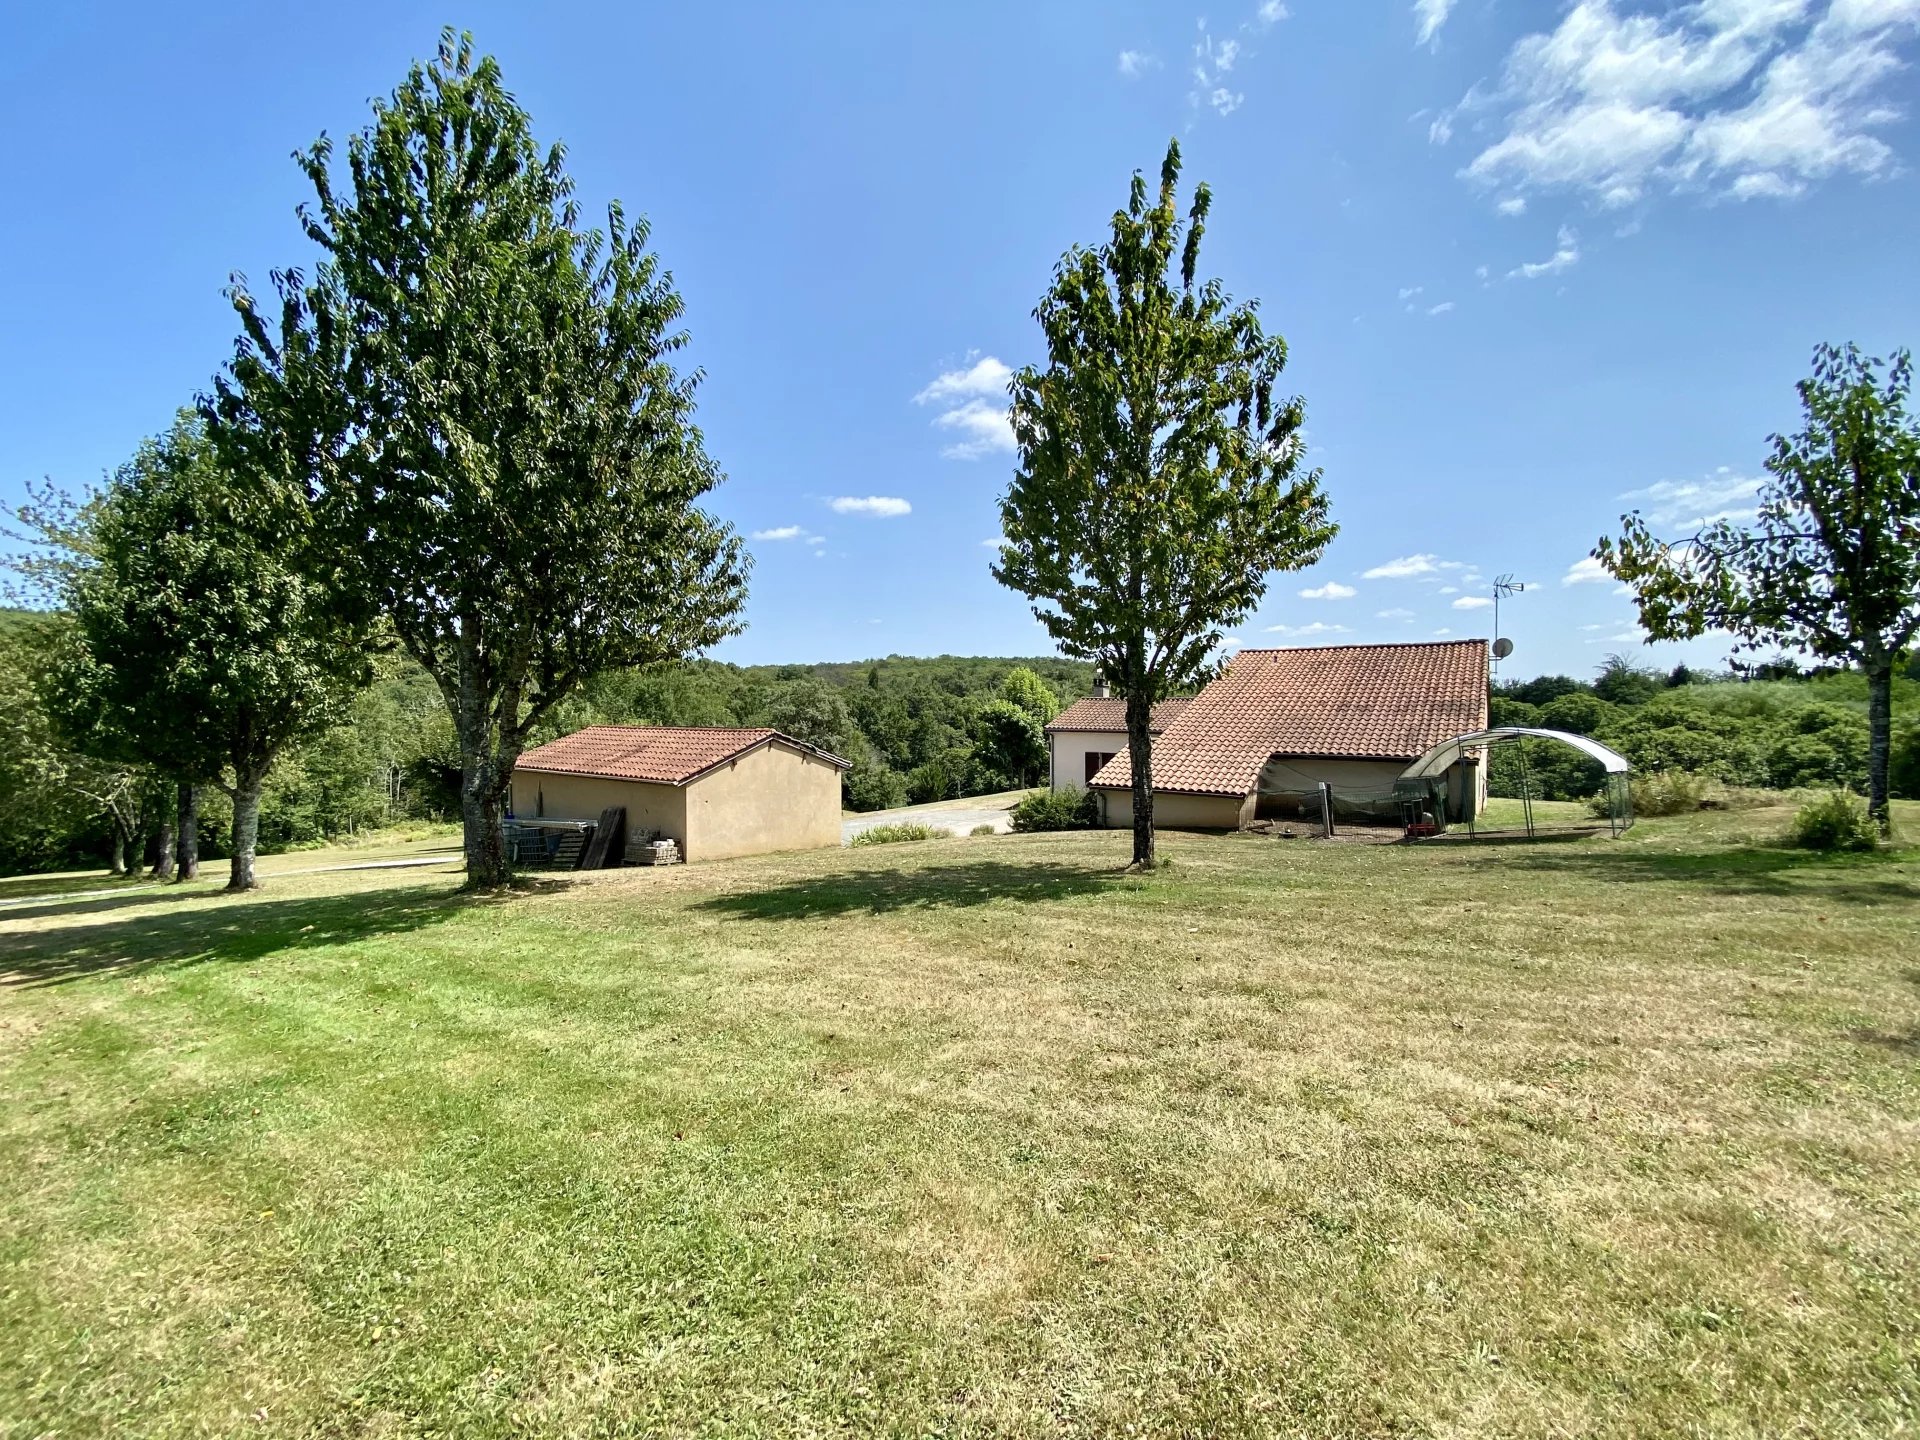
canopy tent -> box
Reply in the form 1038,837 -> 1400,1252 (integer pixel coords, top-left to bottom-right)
1397,727 -> 1634,838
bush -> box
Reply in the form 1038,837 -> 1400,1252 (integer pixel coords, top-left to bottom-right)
1628,770 -> 1711,817
844,760 -> 907,813
969,824 -> 997,837
850,823 -> 952,847
1010,787 -> 1098,832
1786,791 -> 1881,852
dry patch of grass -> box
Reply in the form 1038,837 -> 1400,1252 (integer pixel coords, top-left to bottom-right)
1,805 -> 1917,1436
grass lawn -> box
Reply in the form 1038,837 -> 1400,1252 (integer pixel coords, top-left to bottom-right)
2,804 -> 1917,1437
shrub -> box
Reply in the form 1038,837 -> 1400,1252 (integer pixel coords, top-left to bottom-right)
1010,787 -> 1098,832
970,824 -> 997,837
1631,770 -> 1711,817
850,823 -> 952,847
1786,791 -> 1881,852
844,760 -> 907,812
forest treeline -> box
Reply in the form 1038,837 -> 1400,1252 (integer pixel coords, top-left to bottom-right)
8,600 -> 1918,876
1487,654 -> 1920,803
0,608 -> 1094,873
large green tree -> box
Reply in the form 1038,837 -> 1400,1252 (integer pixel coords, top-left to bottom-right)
1597,343 -> 1920,832
49,415 -> 370,889
216,32 -> 749,887
993,141 -> 1335,865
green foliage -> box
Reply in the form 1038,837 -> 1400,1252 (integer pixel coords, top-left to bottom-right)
1010,786 -> 1099,832
1786,790 -> 1882,852
216,30 -> 748,885
44,414 -> 372,888
969,824 -> 997,837
764,678 -> 858,760
1626,771 -> 1711,818
844,761 -> 908,814
1593,654 -> 1663,707
849,823 -> 951,847
1538,692 -> 1619,735
999,666 -> 1060,724
994,140 -> 1335,865
970,700 -> 1048,790
1599,343 -> 1920,829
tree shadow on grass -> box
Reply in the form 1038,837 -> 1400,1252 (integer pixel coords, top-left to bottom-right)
694,860 -> 1123,922
0,882 -> 473,990
1501,843 -> 1920,907
0,881 -> 242,925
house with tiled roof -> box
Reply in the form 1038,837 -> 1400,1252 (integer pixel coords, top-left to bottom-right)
1087,641 -> 1489,830
1043,683 -> 1192,791
511,726 -> 850,862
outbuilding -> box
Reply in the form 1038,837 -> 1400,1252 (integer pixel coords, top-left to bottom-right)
511,726 -> 850,863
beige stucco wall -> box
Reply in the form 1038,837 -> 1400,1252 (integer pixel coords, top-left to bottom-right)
682,741 -> 843,862
1049,731 -> 1125,791
509,770 -> 687,845
1096,789 -> 1250,831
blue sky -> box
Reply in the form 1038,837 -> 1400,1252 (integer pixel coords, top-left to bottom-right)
4,2 -> 1918,680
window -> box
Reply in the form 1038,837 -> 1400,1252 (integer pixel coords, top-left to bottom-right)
1084,751 -> 1115,785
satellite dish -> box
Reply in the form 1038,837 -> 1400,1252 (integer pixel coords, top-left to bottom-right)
1492,637 -> 1514,659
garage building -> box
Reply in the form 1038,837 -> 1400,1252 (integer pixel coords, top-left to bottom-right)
511,726 -> 850,863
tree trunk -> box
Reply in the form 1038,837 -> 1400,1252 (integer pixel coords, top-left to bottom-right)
108,825 -> 128,877
1126,687 -> 1155,868
460,750 -> 514,888
1866,660 -> 1892,835
176,782 -> 200,881
151,811 -> 177,881
229,778 -> 263,891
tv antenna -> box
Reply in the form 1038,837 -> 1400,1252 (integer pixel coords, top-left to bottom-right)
1491,573 -> 1525,671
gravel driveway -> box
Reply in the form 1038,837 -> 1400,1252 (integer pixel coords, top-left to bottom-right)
841,796 -> 1025,844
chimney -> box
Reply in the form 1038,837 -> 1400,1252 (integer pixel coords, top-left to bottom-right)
1092,672 -> 1110,699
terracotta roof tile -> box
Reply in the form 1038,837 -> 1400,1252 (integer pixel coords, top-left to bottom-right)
1043,696 -> 1191,735
515,726 -> 850,786
1091,641 -> 1488,796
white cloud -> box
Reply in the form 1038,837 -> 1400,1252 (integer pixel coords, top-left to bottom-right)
751,525 -> 807,541
828,496 -> 912,517
1191,22 -> 1248,117
1432,627 -> 1454,636
1264,621 -> 1353,638
1585,628 -> 1646,644
981,536 -> 1007,548
1300,580 -> 1358,599
1439,585 -> 1460,594
1257,0 -> 1290,23
915,355 -> 1015,460
1562,554 -> 1612,585
1579,622 -> 1609,631
1118,49 -> 1160,78
1377,607 -> 1417,620
1415,0 -> 1458,46
914,355 -> 1012,404
1362,552 -> 1445,579
1428,300 -> 1457,315
1398,284 -> 1425,299
1621,469 -> 1765,527
1453,1 -> 1920,211
1509,224 -> 1581,279
1496,195 -> 1529,215
930,399 -> 1016,459
1453,594 -> 1495,609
